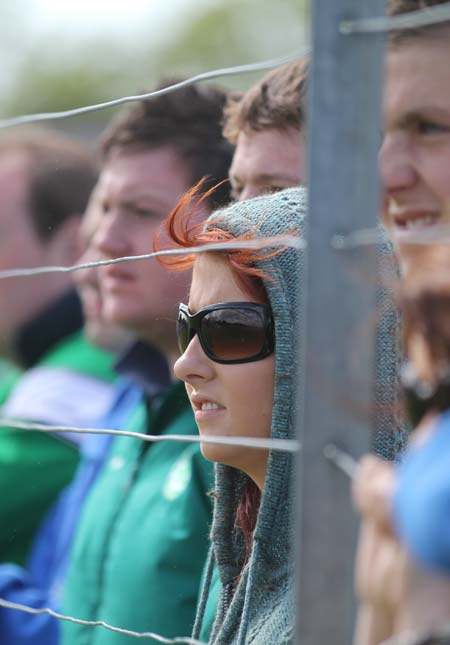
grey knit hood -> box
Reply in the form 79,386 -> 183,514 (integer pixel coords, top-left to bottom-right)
190,187 -> 304,644
192,187 -> 405,644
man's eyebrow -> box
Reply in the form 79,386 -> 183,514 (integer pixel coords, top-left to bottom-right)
389,106 -> 450,129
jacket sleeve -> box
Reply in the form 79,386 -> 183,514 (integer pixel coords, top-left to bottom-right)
0,428 -> 78,564
0,564 -> 59,645
393,414 -> 450,573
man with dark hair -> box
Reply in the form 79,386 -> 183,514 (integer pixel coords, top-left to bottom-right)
0,130 -> 97,362
100,80 -> 232,208
58,82 -> 233,645
224,58 -> 308,201
0,128 -> 117,566
0,172 -> 136,645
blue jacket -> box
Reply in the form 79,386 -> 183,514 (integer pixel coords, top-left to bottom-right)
0,381 -> 143,645
394,410 -> 450,574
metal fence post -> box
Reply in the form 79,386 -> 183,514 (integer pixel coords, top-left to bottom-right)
295,1 -> 385,643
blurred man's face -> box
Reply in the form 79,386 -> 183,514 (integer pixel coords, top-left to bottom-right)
0,152 -> 75,357
93,146 -> 193,354
229,127 -> 305,201
380,36 -> 450,275
73,189 -> 133,351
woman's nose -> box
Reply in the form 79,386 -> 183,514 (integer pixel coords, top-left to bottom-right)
174,334 -> 215,384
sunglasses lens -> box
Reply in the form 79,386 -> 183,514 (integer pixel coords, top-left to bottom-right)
177,310 -> 190,354
202,308 -> 267,361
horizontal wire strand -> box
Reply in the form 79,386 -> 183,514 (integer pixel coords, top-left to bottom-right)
331,228 -> 385,250
1,225 -> 448,280
0,418 -> 301,454
323,443 -> 358,480
340,2 -> 450,34
0,598 -> 206,644
331,225 -> 450,250
0,235 -> 305,279
0,51 -> 307,129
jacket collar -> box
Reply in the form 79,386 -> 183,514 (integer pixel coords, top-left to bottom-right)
14,290 -> 83,368
115,340 -> 171,401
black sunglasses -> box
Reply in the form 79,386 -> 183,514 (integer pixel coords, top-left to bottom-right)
177,302 -> 275,364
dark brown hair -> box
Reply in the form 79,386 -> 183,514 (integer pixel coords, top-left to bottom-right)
99,80 -> 234,208
222,58 -> 309,145
0,128 -> 98,241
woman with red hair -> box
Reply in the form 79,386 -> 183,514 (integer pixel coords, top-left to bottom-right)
158,185 -> 306,644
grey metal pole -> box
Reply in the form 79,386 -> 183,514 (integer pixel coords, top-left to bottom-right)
295,1 -> 385,643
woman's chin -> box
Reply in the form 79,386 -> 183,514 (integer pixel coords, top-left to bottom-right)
200,442 -> 235,467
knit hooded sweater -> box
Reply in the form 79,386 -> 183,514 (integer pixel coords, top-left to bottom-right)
189,187 -> 303,644
192,187 -> 404,644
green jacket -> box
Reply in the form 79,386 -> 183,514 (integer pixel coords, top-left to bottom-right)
62,381 -> 214,645
0,332 -> 116,564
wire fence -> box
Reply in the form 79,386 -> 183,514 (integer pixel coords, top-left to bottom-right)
0,236 -> 304,279
0,51 -> 306,130
0,599 -> 206,645
1,2 -> 450,644
0,418 -> 300,454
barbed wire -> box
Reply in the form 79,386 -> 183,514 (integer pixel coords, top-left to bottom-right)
0,598 -> 206,644
0,418 -> 301,454
0,235 -> 304,280
0,51 -> 307,130
340,2 -> 450,34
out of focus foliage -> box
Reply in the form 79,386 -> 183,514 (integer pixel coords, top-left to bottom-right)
0,0 -> 307,139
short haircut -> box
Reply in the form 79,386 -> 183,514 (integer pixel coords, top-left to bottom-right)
387,0 -> 450,44
0,128 -> 98,241
99,80 -> 234,208
222,58 -> 309,145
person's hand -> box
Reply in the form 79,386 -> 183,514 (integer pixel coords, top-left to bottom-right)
353,455 -> 396,536
352,456 -> 407,645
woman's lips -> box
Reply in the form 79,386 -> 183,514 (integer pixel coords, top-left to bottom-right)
190,395 -> 226,422
194,406 -> 226,423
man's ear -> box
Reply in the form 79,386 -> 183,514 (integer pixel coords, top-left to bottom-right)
48,214 -> 82,265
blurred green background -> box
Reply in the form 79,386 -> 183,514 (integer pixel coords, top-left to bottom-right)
0,0 -> 308,140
